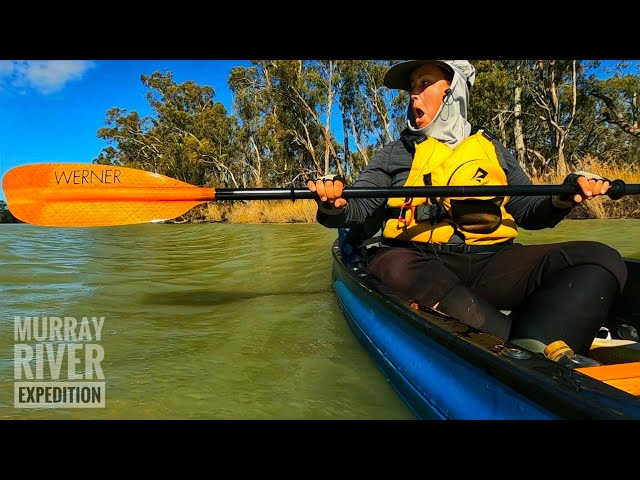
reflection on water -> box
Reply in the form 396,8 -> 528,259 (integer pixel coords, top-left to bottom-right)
0,220 -> 638,419
144,289 -> 330,307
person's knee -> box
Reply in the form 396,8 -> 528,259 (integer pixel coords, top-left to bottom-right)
593,243 -> 627,292
549,241 -> 627,292
367,250 -> 459,305
398,264 -> 459,304
574,241 -> 627,292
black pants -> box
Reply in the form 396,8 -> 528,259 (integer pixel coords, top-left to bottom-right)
366,241 -> 627,354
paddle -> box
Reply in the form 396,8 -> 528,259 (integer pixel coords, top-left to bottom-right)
3,163 -> 639,227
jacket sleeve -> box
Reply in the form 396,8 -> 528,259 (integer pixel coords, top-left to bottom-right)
494,141 -> 573,230
316,144 -> 394,229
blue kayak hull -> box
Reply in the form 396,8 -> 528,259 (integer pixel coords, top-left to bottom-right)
331,241 -> 640,420
335,279 -> 559,419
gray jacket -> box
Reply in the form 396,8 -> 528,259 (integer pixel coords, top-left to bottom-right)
317,127 -> 571,235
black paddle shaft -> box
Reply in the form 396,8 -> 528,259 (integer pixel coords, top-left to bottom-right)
213,179 -> 638,202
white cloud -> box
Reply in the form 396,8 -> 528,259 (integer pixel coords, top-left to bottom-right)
0,60 -> 96,95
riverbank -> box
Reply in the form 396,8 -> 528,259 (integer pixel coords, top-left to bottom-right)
193,166 -> 640,224
186,194 -> 640,224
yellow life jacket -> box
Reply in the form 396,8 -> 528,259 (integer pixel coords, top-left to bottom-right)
382,131 -> 518,246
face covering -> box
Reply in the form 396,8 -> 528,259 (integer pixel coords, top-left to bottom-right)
407,68 -> 472,148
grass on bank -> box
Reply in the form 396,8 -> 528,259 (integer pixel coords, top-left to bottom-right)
533,159 -> 640,220
192,161 -> 640,224
202,199 -> 318,224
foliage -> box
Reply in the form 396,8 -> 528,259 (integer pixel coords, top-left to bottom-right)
95,71 -> 240,188
90,60 -> 640,219
0,200 -> 23,223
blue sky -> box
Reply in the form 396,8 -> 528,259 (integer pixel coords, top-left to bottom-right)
0,60 -> 251,201
1,59 -> 637,203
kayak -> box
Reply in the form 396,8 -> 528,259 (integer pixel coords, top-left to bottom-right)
331,237 -> 640,420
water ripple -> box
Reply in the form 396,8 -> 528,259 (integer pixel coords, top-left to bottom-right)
1,220 -> 636,419
0,223 -> 412,419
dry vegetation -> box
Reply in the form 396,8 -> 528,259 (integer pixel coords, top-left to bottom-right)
179,158 -> 640,224
531,156 -> 640,220
201,199 -> 318,224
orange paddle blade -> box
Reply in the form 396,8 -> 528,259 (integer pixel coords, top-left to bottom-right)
2,163 -> 216,227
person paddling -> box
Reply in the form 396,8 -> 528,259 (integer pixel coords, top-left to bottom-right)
308,60 -> 627,356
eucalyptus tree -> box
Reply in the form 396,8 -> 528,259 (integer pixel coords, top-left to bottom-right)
468,60 -> 526,166
588,61 -> 640,167
331,60 -> 396,179
138,71 -> 240,187
310,60 -> 344,177
268,60 -> 340,182
94,108 -> 157,169
228,62 -> 290,187
553,60 -> 610,170
0,199 -> 21,223
592,75 -> 640,137
229,60 -> 330,187
523,60 -> 589,177
95,70 -> 239,188
230,60 -> 429,184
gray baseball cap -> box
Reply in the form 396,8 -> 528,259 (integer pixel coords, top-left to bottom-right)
383,60 -> 476,92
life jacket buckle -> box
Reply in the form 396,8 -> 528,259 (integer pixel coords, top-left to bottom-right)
398,200 -> 414,226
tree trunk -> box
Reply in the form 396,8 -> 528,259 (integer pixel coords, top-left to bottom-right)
513,62 -> 527,172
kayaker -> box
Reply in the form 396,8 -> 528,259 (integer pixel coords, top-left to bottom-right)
307,60 -> 628,357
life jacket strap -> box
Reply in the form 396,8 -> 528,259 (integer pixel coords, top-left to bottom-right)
386,203 -> 449,224
382,238 -> 513,255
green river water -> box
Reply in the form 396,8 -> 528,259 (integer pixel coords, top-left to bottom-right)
1,220 -> 638,419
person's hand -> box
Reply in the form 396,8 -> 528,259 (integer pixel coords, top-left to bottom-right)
307,174 -> 348,211
552,171 -> 611,209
